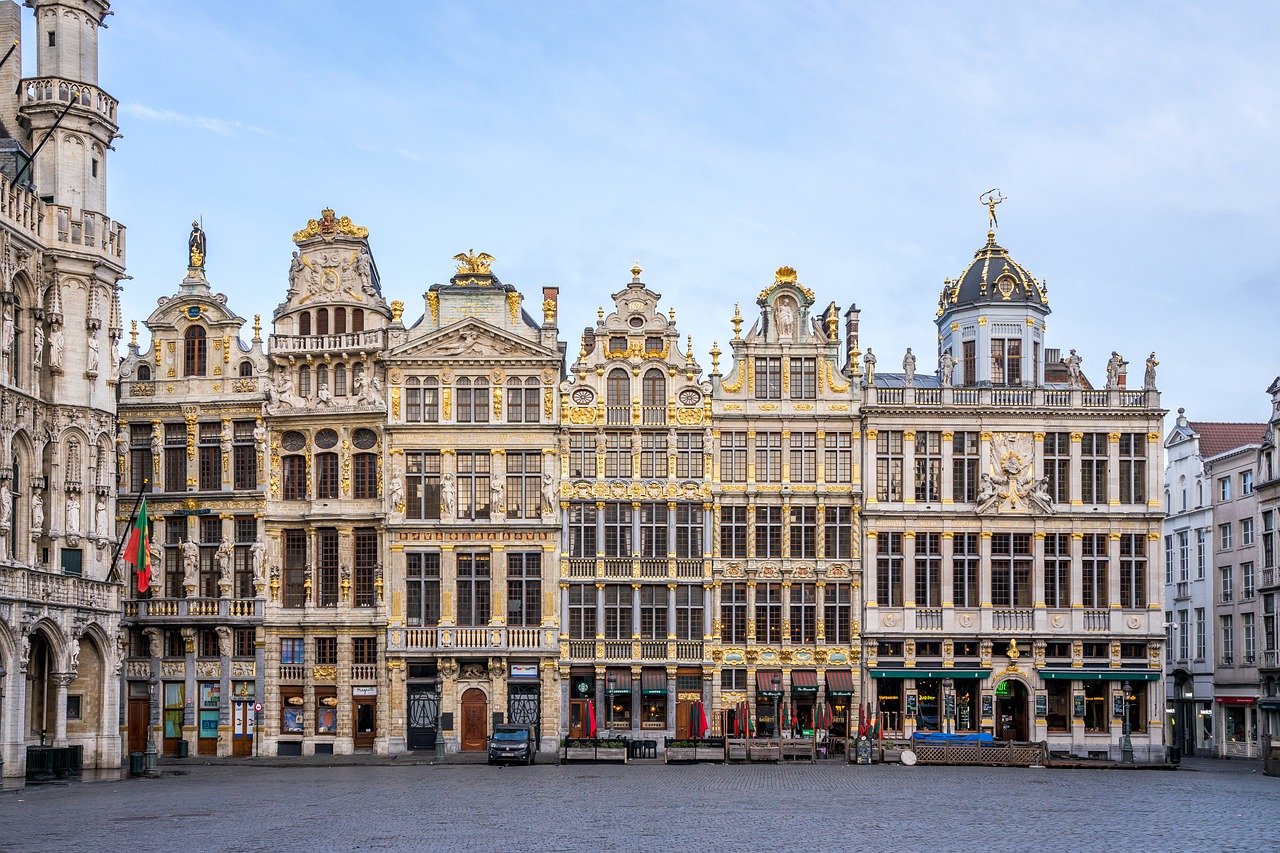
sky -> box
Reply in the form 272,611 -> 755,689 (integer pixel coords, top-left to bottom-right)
49,1 -> 1280,423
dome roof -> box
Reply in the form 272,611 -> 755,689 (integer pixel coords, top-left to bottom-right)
937,231 -> 1049,316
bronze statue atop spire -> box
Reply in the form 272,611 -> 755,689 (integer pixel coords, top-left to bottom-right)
980,188 -> 1006,230
188,219 -> 206,270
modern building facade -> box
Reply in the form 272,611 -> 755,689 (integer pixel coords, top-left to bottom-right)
0,0 -> 128,781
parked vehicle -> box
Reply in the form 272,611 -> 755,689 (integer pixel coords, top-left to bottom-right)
488,725 -> 535,765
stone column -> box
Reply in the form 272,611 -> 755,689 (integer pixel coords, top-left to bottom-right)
595,582 -> 605,642
630,664 -> 642,732
1107,432 -> 1121,508
1070,532 -> 1084,610
490,544 -> 506,626
1108,532 -> 1122,609
941,531 -> 955,608
1070,432 -> 1083,506
440,545 -> 457,626
865,531 -> 878,607
1033,531 -> 1047,609
941,431 -> 955,504
52,672 -> 75,745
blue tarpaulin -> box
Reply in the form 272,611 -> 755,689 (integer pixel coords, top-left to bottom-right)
912,732 -> 995,744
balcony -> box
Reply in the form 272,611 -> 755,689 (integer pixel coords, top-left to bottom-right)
123,597 -> 264,622
0,564 -> 119,614
1262,650 -> 1279,670
915,608 -> 943,631
279,664 -> 304,681
351,664 -> 378,682
21,76 -> 118,126
639,559 -> 666,579
865,385 -> 1155,410
563,638 -> 705,663
567,558 -> 595,579
992,609 -> 1034,632
393,625 -> 557,654
1083,610 -> 1111,633
1261,567 -> 1277,590
268,329 -> 387,355
602,558 -> 631,579
675,559 -> 704,579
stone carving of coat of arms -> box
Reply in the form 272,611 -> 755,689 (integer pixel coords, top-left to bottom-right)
977,432 -> 1054,515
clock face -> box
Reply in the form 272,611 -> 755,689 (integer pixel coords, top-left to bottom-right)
678,389 -> 701,406
572,388 -> 594,405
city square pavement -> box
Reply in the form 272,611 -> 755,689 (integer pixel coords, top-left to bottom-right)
1,761 -> 1274,852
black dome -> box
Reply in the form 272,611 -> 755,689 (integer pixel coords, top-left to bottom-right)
938,231 -> 1049,315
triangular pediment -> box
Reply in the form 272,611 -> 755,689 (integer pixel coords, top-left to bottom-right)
390,319 -> 553,362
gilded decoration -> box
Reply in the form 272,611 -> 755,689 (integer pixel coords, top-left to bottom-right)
292,208 -> 369,242
427,292 -> 439,325
453,250 -> 495,275
758,266 -> 815,303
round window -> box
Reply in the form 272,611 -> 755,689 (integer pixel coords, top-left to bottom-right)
281,431 -> 305,453
678,389 -> 701,406
315,428 -> 339,449
571,388 -> 594,405
352,428 -> 378,450
628,316 -> 644,328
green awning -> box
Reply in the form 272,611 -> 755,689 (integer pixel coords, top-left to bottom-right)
640,668 -> 667,696
869,669 -> 989,679
605,668 -> 632,695
1040,670 -> 1162,682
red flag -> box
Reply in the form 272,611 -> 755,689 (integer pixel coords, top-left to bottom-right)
122,497 -> 151,594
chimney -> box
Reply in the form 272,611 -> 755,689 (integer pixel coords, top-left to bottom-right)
844,304 -> 860,365
581,326 -> 595,357
542,286 -> 558,327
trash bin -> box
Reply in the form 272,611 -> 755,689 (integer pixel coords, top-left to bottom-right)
176,739 -> 189,758
1168,744 -> 1181,765
129,752 -> 145,776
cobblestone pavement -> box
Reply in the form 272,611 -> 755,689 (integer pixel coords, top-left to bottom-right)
1,762 -> 1274,852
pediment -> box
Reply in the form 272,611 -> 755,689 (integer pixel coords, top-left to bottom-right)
390,319 -> 552,362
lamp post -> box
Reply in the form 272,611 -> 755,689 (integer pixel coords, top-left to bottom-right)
1120,680 -> 1134,764
942,678 -> 955,735
771,673 -> 782,739
606,672 -> 616,737
145,675 -> 159,776
0,662 -> 6,777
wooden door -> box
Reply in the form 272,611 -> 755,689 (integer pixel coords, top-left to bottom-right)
353,698 -> 377,748
675,700 -> 691,739
231,702 -> 253,757
569,699 -> 588,739
127,698 -> 149,754
460,688 -> 488,751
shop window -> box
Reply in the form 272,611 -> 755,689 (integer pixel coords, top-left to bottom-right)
1046,682 -> 1070,732
954,681 -> 979,731
1083,682 -> 1108,732
164,682 -> 185,741
607,695 -> 632,730
66,695 -> 82,721
281,688 -> 304,734
315,688 -> 338,735
641,695 -> 667,730
721,669 -> 746,691
877,679 -> 904,735
1122,682 -> 1147,734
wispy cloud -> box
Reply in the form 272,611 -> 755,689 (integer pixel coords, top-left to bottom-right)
123,103 -> 273,138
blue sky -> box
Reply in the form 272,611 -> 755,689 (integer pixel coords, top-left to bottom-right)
60,1 -> 1280,422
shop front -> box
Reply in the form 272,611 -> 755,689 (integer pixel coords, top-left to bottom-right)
870,669 -> 990,737
406,662 -> 440,751
789,670 -> 818,734
507,662 -> 542,747
1040,669 -> 1162,761
604,668 -> 633,731
568,670 -> 595,738
639,668 -> 668,731
824,670 -> 855,754
755,670 -> 783,736
1216,696 -> 1259,758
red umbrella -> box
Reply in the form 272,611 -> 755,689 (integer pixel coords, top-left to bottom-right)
698,701 -> 709,738
587,699 -> 597,738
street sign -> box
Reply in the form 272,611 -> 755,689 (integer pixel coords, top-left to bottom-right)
254,702 -> 263,713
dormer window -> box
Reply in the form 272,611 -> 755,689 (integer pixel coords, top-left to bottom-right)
991,338 -> 1022,386
184,327 -> 207,377
137,364 -> 151,381
609,336 -> 627,353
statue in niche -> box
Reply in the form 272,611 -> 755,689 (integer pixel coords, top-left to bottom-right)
440,472 -> 456,519
65,492 -> 81,536
86,332 -> 100,374
1,306 -> 11,359
389,472 -> 404,513
541,472 -> 556,517
0,482 -> 10,530
356,250 -> 373,294
33,321 -> 43,369
181,539 -> 199,591
250,539 -> 267,585
48,325 -> 64,370
116,424 -> 129,457
776,297 -> 796,339
94,492 -> 108,536
30,489 -> 43,537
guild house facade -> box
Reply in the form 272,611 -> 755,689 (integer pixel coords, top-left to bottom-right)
104,197 -> 1170,763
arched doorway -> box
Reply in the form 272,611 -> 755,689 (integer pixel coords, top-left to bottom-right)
460,687 -> 488,752
67,635 -> 105,765
25,630 -> 58,744
995,679 -> 1029,742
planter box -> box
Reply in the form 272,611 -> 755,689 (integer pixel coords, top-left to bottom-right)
695,747 -> 724,762
665,747 -> 697,763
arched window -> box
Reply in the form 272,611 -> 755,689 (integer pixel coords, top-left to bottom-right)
137,363 -> 152,381
642,369 -> 666,424
298,366 -> 311,397
238,360 -> 253,378
334,364 -> 347,396
316,364 -> 329,391
334,308 -> 346,335
351,309 -> 364,333
8,453 -> 18,558
298,312 -> 311,336
316,309 -> 329,336
607,369 -> 630,425
10,296 -> 20,382
184,326 -> 207,376
507,377 -> 524,423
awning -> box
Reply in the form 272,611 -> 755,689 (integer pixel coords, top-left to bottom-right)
825,670 -> 854,697
641,668 -> 667,696
1215,696 -> 1256,705
1040,670 -> 1162,682
791,670 -> 818,694
756,669 -> 784,696
870,669 -> 990,679
1259,699 -> 1280,710
604,668 -> 632,695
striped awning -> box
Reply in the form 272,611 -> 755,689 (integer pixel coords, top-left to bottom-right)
604,668 -> 632,694
756,669 -> 784,696
641,668 -> 667,696
791,670 -> 818,694
825,670 -> 854,696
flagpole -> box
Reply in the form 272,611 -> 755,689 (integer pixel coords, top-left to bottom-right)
107,481 -> 148,584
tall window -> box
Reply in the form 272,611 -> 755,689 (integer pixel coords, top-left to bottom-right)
641,369 -> 666,424
1178,530 -> 1190,582
1081,533 -> 1108,608
604,432 -> 631,478
1221,615 -> 1234,663
315,452 -> 339,499
405,451 -> 440,519
952,432 -> 979,502
606,369 -> 630,425
406,552 -> 441,627
674,504 -> 703,558
504,451 -> 541,519
789,506 -> 816,558
603,503 -> 632,557
506,552 -> 541,627
184,326 -> 207,377
720,432 -> 747,483
1080,433 -> 1108,505
569,503 -> 597,557
506,377 -> 540,423
876,431 -> 903,502
915,533 -> 942,606
640,503 -> 668,557
640,586 -> 667,639
353,453 -> 378,500
456,452 -> 491,520
568,585 -> 596,639
456,553 -> 491,626
1243,612 -> 1255,664
232,421 -> 256,490
674,586 -> 703,640
991,337 -> 1021,386
824,433 -> 852,483
1044,533 -> 1070,608
755,582 -> 781,643
317,527 -> 339,606
639,433 -> 668,477
1264,511 -> 1275,569
961,339 -> 976,385
568,433 -> 596,478
604,584 -> 631,638
1119,534 -> 1146,608
164,423 -> 186,492
316,309 -> 329,336
353,528 -> 377,607
1118,433 -> 1146,504
456,377 -> 490,423
789,357 -> 816,399
914,431 -> 942,502
721,582 -> 746,643
1195,608 -> 1206,660
825,583 -> 853,644
754,357 -> 782,399
789,583 -> 816,643
283,529 -> 306,608
824,506 -> 852,558
720,506 -> 747,558
1044,432 -> 1070,503
754,505 -> 782,558
333,307 -> 346,334
1220,565 -> 1233,602
129,425 -> 153,493
675,432 -> 703,479
233,517 -> 255,598
755,432 -> 782,482
876,532 -> 903,607
282,454 -> 306,501
352,637 -> 378,666
198,516 -> 220,598
990,533 -> 1032,607
165,517 -> 185,598
953,532 -> 979,607
197,423 -> 221,491
789,433 -> 816,483
405,377 -> 440,423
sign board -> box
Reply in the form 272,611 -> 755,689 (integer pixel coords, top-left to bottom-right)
980,694 -> 994,719
905,694 -> 918,716
254,701 -> 263,713
510,663 -> 539,680
1034,694 -> 1048,718
353,686 -> 378,697
1073,694 -> 1086,719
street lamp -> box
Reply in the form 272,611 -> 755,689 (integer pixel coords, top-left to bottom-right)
771,673 -> 782,739
606,672 -> 616,736
145,675 -> 159,776
1120,680 -> 1134,764
942,677 -> 955,735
